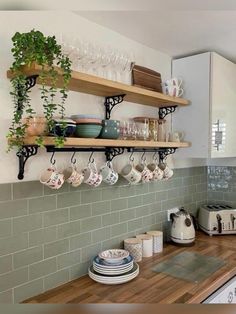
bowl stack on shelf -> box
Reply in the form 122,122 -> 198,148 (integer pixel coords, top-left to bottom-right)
71,114 -> 102,138
88,249 -> 139,285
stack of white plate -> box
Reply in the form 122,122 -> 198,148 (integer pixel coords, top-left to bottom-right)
88,249 -> 139,285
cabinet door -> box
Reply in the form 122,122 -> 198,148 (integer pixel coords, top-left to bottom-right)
211,53 -> 236,157
172,53 -> 211,158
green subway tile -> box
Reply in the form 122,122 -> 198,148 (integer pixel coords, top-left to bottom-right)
44,269 -> 70,291
29,226 -> 57,247
101,187 -> 120,201
111,198 -> 127,211
0,219 -> 11,238
80,216 -> 101,233
0,267 -> 28,293
0,255 -> 12,275
0,233 -> 28,257
0,289 -> 12,303
111,223 -> 127,237
13,181 -> 43,200
183,195 -> 193,204
167,188 -> 181,200
57,220 -> 81,239
148,181 -> 162,192
13,213 -> 42,234
188,185 -> 197,194
81,243 -> 102,262
119,185 -> 136,197
57,249 -> 81,270
156,190 -> 168,201
70,261 -> 90,280
81,190 -> 101,204
43,183 -> 69,195
162,198 -> 183,211
70,232 -> 91,250
70,204 -> 91,221
193,176 -> 201,184
135,183 -> 148,195
197,183 -> 207,193
57,192 -> 81,208
150,201 -> 162,213
224,192 -> 236,202
91,227 -> 111,243
44,239 -> 69,259
92,200 -> 110,216
29,258 -> 57,280
102,212 -> 119,226
0,184 -> 11,202
43,208 -> 69,227
120,208 -> 136,222
0,199 -> 27,219
142,192 -> 156,205
143,214 -> 156,226
128,218 -> 143,231
14,279 -> 43,303
29,195 -> 56,213
135,205 -> 150,218
13,246 -> 43,269
102,237 -> 122,250
183,177 -> 193,186
128,195 -> 142,208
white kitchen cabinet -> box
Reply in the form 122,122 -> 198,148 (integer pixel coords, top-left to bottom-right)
172,52 -> 236,158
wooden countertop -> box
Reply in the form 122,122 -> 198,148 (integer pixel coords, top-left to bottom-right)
23,232 -> 236,304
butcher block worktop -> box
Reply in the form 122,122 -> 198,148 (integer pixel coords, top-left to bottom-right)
23,232 -> 236,304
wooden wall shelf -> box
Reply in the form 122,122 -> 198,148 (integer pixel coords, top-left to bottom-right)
22,136 -> 191,149
7,63 -> 190,108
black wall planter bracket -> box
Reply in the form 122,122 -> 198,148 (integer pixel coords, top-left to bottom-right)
17,146 -> 38,180
159,105 -> 177,120
104,94 -> 126,119
17,75 -> 38,111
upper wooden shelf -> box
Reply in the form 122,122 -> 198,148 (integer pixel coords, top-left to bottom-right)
7,63 -> 190,108
22,136 -> 191,148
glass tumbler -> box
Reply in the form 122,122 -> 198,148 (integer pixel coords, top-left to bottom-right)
149,119 -> 158,141
158,119 -> 167,142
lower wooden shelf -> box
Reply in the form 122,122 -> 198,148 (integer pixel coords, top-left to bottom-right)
22,136 -> 191,148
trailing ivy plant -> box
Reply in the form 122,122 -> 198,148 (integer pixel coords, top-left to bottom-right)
7,29 -> 72,150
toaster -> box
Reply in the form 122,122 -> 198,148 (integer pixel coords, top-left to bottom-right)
198,204 -> 236,235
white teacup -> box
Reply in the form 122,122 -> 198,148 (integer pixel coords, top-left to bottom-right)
147,163 -> 164,181
100,161 -> 119,185
159,163 -> 174,180
83,161 -> 102,187
165,77 -> 183,87
168,131 -> 185,143
40,167 -> 65,189
63,166 -> 84,188
135,163 -> 153,183
121,163 -> 142,185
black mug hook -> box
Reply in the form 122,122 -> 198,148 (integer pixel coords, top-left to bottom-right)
50,152 -> 56,166
141,151 -> 146,162
71,152 -> 76,165
88,152 -> 95,164
129,151 -> 134,162
153,151 -> 158,161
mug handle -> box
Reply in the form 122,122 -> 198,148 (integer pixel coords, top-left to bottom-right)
177,88 -> 184,97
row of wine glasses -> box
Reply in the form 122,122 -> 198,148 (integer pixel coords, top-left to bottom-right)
57,34 -> 135,84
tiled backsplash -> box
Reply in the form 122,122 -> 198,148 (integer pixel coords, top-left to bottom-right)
0,167 -> 207,303
208,166 -> 236,207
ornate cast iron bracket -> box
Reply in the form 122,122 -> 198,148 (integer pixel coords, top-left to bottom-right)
104,94 -> 126,119
159,105 -> 177,120
17,146 -> 38,180
105,147 -> 125,162
17,75 -> 38,111
158,148 -> 177,163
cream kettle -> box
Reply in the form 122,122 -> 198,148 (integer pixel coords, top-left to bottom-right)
170,207 -> 195,245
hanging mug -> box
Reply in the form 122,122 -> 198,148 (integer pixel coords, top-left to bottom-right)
40,165 -> 65,190
159,162 -> 174,180
100,161 -> 119,185
63,165 -> 84,188
83,160 -> 102,187
135,155 -> 153,183
147,162 -> 164,181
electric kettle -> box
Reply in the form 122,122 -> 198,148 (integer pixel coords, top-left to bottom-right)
170,207 -> 195,245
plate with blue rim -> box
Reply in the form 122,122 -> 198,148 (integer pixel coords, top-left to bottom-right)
93,255 -> 133,268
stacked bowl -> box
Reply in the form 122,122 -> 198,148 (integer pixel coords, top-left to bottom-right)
71,114 -> 102,138
88,249 -> 139,285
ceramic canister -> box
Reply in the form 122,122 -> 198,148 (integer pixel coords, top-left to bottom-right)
124,238 -> 142,262
136,234 -> 153,257
146,231 -> 163,253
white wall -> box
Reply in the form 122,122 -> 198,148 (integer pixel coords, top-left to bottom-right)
0,11 -> 202,184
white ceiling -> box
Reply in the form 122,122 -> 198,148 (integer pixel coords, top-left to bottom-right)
77,11 -> 236,62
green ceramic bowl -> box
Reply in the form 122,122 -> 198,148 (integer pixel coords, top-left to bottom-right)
75,124 -> 102,138
99,126 -> 120,139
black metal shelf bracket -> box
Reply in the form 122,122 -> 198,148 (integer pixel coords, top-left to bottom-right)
159,105 -> 177,119
158,148 -> 177,163
105,147 -> 125,162
104,94 -> 126,119
17,75 -> 39,111
17,146 -> 38,180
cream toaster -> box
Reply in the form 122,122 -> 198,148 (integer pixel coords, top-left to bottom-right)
198,204 -> 236,235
